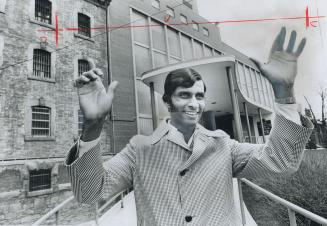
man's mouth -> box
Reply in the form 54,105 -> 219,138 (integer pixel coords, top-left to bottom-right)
184,111 -> 199,116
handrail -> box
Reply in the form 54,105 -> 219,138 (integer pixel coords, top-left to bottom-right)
32,196 -> 75,226
241,178 -> 327,226
32,189 -> 130,226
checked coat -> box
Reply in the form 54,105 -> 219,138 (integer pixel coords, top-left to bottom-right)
65,114 -> 313,226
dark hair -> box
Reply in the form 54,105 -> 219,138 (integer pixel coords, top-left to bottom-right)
162,68 -> 206,104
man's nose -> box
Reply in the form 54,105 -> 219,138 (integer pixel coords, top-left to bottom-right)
187,96 -> 199,109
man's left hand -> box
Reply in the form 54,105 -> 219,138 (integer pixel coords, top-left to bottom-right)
252,27 -> 306,100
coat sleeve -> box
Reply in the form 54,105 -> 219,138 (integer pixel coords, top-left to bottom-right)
64,136 -> 138,205
231,114 -> 313,178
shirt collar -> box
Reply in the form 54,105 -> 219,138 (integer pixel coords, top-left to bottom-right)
149,117 -> 227,145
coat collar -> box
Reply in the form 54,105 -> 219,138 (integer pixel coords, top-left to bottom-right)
149,117 -> 228,146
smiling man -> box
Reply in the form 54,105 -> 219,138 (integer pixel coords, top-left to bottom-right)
65,28 -> 313,226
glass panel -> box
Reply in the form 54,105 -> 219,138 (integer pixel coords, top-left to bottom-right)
134,45 -> 151,77
132,11 -> 150,45
35,0 -> 52,24
151,0 -> 160,9
181,34 -> 193,60
166,7 -> 175,17
180,14 -> 187,24
204,45 -> 212,57
153,51 -> 167,68
192,21 -> 199,31
151,20 -> 166,52
29,169 -> 51,191
33,49 -> 51,78
244,66 -> 254,99
203,28 -> 209,36
193,40 -> 203,59
78,59 -> 90,76
167,28 -> 181,58
78,13 -> 91,37
136,80 -> 152,115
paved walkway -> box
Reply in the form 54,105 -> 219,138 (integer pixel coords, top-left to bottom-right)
79,179 -> 257,226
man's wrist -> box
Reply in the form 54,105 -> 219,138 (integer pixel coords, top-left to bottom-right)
275,96 -> 296,104
81,119 -> 105,142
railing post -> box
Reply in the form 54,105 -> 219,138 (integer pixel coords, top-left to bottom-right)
55,211 -> 59,225
95,203 -> 99,226
288,208 -> 297,226
237,179 -> 246,226
121,193 -> 124,208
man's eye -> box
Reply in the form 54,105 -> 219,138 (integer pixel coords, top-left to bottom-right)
196,94 -> 204,100
179,92 -> 190,98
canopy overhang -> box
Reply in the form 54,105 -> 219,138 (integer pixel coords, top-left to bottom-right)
141,56 -> 236,115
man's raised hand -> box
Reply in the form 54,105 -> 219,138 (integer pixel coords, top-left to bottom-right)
252,27 -> 306,100
74,60 -> 118,141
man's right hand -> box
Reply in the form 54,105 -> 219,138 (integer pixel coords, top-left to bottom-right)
74,60 -> 118,141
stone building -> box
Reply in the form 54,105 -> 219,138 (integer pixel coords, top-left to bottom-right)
0,0 -> 275,224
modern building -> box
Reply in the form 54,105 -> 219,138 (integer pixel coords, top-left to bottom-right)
0,0 -> 275,224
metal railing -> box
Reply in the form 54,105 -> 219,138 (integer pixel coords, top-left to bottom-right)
32,188 -> 130,226
238,178 -> 327,226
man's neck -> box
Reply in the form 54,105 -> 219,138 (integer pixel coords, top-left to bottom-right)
170,121 -> 196,143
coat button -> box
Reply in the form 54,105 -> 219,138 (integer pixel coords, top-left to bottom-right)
185,216 -> 192,222
179,169 -> 189,176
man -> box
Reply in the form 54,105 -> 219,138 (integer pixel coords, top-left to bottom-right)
65,27 -> 313,225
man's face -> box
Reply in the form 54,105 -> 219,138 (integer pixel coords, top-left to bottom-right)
169,80 -> 206,128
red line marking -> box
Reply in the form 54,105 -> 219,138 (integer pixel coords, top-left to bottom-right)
55,14 -> 59,48
164,15 -> 171,23
306,6 -> 310,28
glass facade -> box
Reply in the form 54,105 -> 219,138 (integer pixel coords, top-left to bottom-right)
131,9 -> 270,135
235,61 -> 274,109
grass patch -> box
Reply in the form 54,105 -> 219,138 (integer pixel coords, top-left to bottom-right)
242,149 -> 327,226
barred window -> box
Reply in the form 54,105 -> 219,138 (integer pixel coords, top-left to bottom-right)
32,106 -> 51,137
29,169 -> 51,192
33,49 -> 51,78
78,13 -> 91,37
35,0 -> 52,24
78,59 -> 90,76
78,109 -> 84,136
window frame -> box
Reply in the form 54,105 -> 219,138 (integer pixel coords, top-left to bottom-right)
0,0 -> 6,13
151,0 -> 160,9
32,49 -> 51,79
31,106 -> 51,137
192,21 -> 199,31
203,27 -> 209,36
29,168 -> 52,192
78,13 -> 91,38
180,14 -> 188,24
166,6 -> 175,18
35,0 -> 52,25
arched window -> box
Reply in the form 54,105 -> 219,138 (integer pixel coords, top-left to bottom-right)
78,13 -> 91,37
35,0 -> 52,24
31,106 -> 51,137
33,49 -> 51,78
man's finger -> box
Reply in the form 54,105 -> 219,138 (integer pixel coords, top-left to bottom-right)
286,30 -> 297,53
86,58 -> 96,70
83,70 -> 98,81
269,27 -> 286,59
107,81 -> 119,96
93,68 -> 104,79
295,38 -> 306,57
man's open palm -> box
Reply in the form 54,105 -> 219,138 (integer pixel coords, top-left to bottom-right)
252,27 -> 306,87
74,61 -> 118,122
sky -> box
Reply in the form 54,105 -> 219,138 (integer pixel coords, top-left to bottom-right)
197,0 -> 327,120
